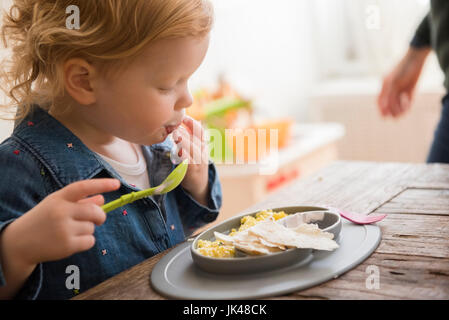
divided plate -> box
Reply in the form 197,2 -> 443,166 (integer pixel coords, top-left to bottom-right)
150,205 -> 382,299
190,206 -> 341,274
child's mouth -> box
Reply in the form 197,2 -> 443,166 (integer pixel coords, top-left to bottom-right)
164,122 -> 182,135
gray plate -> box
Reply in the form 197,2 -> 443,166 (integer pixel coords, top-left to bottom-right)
190,206 -> 342,274
151,207 -> 382,300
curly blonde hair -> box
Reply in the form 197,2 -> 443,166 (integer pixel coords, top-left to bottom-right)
0,0 -> 213,122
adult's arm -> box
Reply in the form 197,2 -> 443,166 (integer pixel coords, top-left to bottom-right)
410,13 -> 431,49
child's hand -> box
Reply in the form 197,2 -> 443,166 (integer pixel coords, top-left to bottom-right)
172,116 -> 209,206
3,178 -> 120,268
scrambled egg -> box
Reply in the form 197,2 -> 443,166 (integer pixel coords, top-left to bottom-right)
196,239 -> 235,258
196,210 -> 288,258
229,210 -> 288,236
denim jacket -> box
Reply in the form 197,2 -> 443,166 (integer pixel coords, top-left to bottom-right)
0,105 -> 222,299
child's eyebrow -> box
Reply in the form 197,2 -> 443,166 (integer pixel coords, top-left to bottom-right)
159,73 -> 190,85
176,76 -> 189,84
153,64 -> 196,84
151,71 -> 176,83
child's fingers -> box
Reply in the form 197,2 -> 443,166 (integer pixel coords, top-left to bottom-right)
177,141 -> 206,165
175,129 -> 207,163
72,235 -> 96,253
173,127 -> 191,153
182,116 -> 205,140
172,128 -> 182,143
60,178 -> 121,202
172,125 -> 198,143
77,194 -> 105,206
172,124 -> 208,164
73,221 -> 95,236
181,115 -> 194,133
190,143 -> 208,165
176,125 -> 204,150
72,202 -> 107,226
176,147 -> 190,162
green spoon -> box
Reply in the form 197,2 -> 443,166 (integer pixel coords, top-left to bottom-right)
102,159 -> 189,213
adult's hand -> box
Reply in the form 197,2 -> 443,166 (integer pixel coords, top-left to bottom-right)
378,47 -> 431,118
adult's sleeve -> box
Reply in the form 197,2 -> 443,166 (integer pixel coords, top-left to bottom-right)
410,13 -> 432,48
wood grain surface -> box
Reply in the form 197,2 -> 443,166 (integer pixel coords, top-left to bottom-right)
73,161 -> 449,300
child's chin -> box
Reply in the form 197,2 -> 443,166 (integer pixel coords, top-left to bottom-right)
151,131 -> 168,144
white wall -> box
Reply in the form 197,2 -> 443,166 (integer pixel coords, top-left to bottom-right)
0,46 -> 13,144
190,0 -> 316,120
1,0 -> 443,162
190,0 -> 432,120
0,0 -> 317,142
309,69 -> 445,162
0,0 -> 14,142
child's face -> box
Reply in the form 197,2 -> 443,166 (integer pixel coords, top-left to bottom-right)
90,36 -> 209,146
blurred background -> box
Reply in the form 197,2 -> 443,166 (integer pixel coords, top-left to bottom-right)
0,0 -> 445,226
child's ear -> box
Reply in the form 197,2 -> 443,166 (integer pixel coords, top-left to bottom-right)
63,58 -> 98,105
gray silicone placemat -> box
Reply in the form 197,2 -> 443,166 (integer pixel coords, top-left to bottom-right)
150,219 -> 381,299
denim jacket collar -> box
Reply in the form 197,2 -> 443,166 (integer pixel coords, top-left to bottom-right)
11,105 -> 174,189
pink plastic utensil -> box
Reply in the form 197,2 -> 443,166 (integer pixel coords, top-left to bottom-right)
339,211 -> 387,225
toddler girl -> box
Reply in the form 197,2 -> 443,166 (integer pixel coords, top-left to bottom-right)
0,0 -> 221,299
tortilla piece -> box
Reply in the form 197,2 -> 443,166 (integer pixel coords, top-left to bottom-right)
214,230 -> 283,255
213,230 -> 256,245
259,237 -> 286,250
212,217 -> 338,256
214,231 -> 235,245
248,219 -> 339,251
234,241 -> 281,255
292,223 -> 334,239
247,220 -> 298,247
236,230 -> 283,254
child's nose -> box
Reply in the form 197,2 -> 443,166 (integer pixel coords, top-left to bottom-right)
174,89 -> 193,111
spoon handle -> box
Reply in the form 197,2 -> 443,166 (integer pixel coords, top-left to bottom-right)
102,187 -> 157,213
101,159 -> 188,213
102,197 -> 125,213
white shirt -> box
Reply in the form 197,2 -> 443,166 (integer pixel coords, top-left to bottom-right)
96,143 -> 150,190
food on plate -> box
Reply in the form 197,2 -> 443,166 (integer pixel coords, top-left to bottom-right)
228,210 -> 289,236
195,210 -> 287,258
196,239 -> 236,258
245,219 -> 339,252
195,210 -> 339,258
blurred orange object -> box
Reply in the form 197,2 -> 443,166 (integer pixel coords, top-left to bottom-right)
186,77 -> 245,122
254,118 -> 293,149
187,99 -> 206,120
229,118 -> 293,163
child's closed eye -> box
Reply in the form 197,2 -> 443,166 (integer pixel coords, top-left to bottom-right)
158,87 -> 176,95
158,87 -> 174,92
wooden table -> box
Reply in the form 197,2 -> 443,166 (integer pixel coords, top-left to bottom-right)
73,161 -> 449,300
